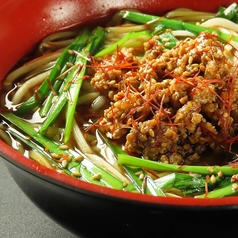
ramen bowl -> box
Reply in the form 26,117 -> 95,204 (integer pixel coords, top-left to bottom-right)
0,0 -> 238,237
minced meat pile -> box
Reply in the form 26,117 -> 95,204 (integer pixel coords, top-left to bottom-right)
90,31 -> 238,165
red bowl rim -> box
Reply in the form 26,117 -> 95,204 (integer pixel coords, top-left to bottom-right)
1,0 -> 238,210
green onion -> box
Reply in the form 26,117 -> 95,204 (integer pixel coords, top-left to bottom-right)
96,130 -> 165,196
195,182 -> 238,198
117,154 -> 238,176
64,27 -> 106,143
39,27 -> 106,142
95,31 -> 151,58
157,31 -> 178,49
5,124 -> 70,173
39,79 -> 64,117
119,10 -> 238,43
155,172 -> 227,196
0,112 -> 130,188
145,176 -> 165,196
216,3 -> 238,23
79,158 -> 125,189
15,28 -> 91,115
2,112 -> 69,155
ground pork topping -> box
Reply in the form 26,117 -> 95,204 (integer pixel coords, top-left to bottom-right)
91,31 -> 238,165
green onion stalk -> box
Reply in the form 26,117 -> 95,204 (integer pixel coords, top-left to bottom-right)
0,112 -> 137,191
15,28 -> 91,115
117,154 -> 238,198
119,10 -> 238,44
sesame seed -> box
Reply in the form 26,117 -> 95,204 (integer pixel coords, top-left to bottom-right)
139,173 -> 145,180
92,173 -> 101,180
59,144 -> 69,150
210,175 -> 216,184
74,155 -> 84,162
91,140 -> 97,146
71,168 -> 81,177
232,183 -> 238,191
162,38 -> 169,42
66,62 -> 74,67
67,49 -> 74,55
231,174 -> 238,182
135,171 -> 143,176
223,112 -> 228,118
61,159 -> 68,168
208,167 -> 214,174
51,153 -> 62,159
123,181 -> 128,187
188,56 -> 193,65
149,128 -> 155,137
217,170 -> 223,178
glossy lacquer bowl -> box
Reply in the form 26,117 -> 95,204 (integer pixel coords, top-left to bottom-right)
0,0 -> 238,237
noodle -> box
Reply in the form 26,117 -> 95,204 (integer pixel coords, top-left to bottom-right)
29,150 -> 53,169
85,153 -> 130,183
39,30 -> 79,54
11,71 -> 50,104
72,120 -> 93,154
77,92 -> 100,105
0,129 -> 12,146
200,17 -> 238,50
90,95 -> 107,112
4,51 -> 61,90
165,8 -> 215,22
200,17 -> 238,32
